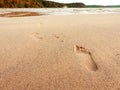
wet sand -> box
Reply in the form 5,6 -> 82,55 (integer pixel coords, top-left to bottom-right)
0,12 -> 40,17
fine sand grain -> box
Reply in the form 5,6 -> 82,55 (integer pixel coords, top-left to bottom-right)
0,14 -> 120,90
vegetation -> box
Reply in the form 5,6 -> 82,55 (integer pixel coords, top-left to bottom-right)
1,0 -> 119,8
41,1 -> 64,8
65,3 -> 85,8
0,0 -> 86,8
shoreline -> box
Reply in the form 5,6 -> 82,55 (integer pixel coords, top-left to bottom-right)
0,12 -> 40,17
0,8 -> 120,16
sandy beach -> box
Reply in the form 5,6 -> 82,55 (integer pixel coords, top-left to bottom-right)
0,14 -> 120,90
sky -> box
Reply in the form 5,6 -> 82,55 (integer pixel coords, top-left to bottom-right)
49,0 -> 120,5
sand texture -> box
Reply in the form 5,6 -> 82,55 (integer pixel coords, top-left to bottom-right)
0,12 -> 40,17
0,14 -> 120,90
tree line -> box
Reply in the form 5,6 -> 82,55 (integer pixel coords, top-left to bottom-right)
0,0 -> 86,8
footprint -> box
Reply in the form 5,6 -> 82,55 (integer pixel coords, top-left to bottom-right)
53,34 -> 64,42
31,32 -> 43,41
74,45 -> 98,71
52,34 -> 60,39
53,34 -> 60,39
116,53 -> 120,57
60,40 -> 64,42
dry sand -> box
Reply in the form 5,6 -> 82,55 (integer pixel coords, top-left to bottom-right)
0,14 -> 120,90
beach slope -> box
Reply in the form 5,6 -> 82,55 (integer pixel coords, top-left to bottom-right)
0,14 -> 120,90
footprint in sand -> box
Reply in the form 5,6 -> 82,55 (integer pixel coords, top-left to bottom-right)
31,32 -> 43,41
53,34 -> 64,42
54,34 -> 60,39
74,45 -> 98,71
116,53 -> 120,58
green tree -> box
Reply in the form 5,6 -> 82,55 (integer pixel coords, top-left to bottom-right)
17,4 -> 24,8
24,3 -> 29,8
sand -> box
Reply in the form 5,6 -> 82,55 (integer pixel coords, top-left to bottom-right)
0,12 -> 40,17
0,14 -> 120,90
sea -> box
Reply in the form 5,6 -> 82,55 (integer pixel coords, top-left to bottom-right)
0,8 -> 120,15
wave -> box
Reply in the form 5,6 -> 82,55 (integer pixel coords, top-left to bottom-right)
0,8 -> 120,15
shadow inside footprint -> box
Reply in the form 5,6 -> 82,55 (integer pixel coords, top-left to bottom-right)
74,45 -> 98,71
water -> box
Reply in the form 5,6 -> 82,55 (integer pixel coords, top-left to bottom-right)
0,8 -> 120,15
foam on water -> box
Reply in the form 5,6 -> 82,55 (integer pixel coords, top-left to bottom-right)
0,8 -> 120,15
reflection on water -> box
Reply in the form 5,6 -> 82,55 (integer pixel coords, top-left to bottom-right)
0,8 -> 120,15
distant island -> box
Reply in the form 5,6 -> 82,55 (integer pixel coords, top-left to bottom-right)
86,5 -> 120,8
0,0 -> 119,8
